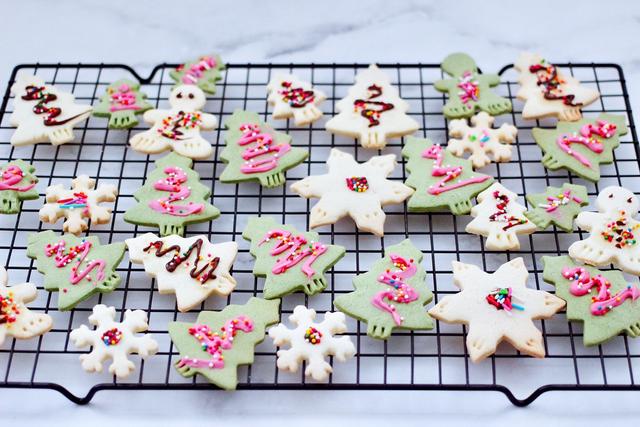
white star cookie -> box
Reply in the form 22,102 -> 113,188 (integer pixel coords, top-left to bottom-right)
447,112 -> 518,169
466,182 -> 537,251
267,74 -> 326,126
126,233 -> 238,312
515,52 -> 600,122
569,186 -> 640,275
428,258 -> 565,362
269,305 -> 356,381
70,304 -> 159,379
290,148 -> 414,236
129,85 -> 217,159
39,175 -> 117,235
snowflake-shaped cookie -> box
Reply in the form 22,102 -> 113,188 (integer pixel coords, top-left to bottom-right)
447,112 -> 518,169
269,305 -> 356,381
267,74 -> 326,126
290,148 -> 413,236
39,175 -> 117,235
428,258 -> 565,362
525,183 -> 589,232
70,304 -> 158,379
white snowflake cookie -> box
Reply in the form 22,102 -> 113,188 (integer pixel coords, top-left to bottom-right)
267,74 -> 326,126
269,305 -> 356,381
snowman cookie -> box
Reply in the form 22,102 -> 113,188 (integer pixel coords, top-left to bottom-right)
267,74 -> 326,126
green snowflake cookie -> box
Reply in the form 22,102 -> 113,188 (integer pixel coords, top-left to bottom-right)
532,113 -> 628,182
242,216 -> 346,299
434,53 -> 512,119
0,159 -> 39,214
123,153 -> 220,236
334,239 -> 433,340
525,183 -> 588,232
93,79 -> 153,129
402,137 -> 493,215
168,297 -> 280,390
542,255 -> 640,346
220,110 -> 308,188
26,231 -> 125,311
169,54 -> 225,94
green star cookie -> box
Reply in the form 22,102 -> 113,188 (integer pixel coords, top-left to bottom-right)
169,54 -> 225,94
0,159 -> 39,214
525,183 -> 588,232
93,79 -> 153,129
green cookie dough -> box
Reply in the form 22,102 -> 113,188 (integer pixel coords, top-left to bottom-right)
0,159 -> 39,214
334,239 -> 433,340
525,183 -> 588,232
532,113 -> 628,182
434,53 -> 512,119
402,137 -> 494,215
242,216 -> 346,299
93,79 -> 153,129
542,255 -> 640,346
169,54 -> 225,94
168,297 -> 280,390
26,230 -> 125,311
220,110 -> 308,188
123,152 -> 220,236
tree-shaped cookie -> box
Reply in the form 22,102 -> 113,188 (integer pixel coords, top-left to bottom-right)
515,52 -> 600,121
26,231 -> 125,311
129,85 -> 216,159
39,175 -> 117,235
325,64 -> 419,149
525,183 -> 588,232
466,182 -> 537,251
269,305 -> 356,381
532,113 -> 627,182
93,79 -> 153,129
267,74 -> 327,126
170,54 -> 225,94
123,153 -> 220,237
242,216 -> 345,299
168,297 -> 280,390
0,267 -> 53,346
542,255 -> 640,346
428,258 -> 565,362
126,233 -> 238,312
0,159 -> 39,214
334,239 -> 433,339
402,137 -> 493,215
70,304 -> 158,378
220,110 -> 308,188
447,112 -> 518,169
290,148 -> 414,236
434,53 -> 512,119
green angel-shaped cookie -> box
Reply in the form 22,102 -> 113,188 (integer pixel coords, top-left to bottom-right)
542,255 -> 640,346
532,113 -> 628,182
525,183 -> 588,232
434,53 -> 512,119
169,54 -> 225,94
0,159 -> 39,214
242,216 -> 346,299
334,239 -> 433,340
93,79 -> 153,129
123,152 -> 220,236
26,230 -> 125,311
168,297 -> 280,390
402,137 -> 493,215
220,110 -> 308,188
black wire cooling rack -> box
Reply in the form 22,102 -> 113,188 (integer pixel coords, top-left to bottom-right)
0,61 -> 639,407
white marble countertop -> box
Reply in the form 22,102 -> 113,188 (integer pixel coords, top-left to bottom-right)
2,0 -> 640,425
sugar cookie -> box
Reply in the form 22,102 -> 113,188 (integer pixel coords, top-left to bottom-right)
93,79 -> 153,129
0,159 -> 39,214
267,74 -> 326,126
170,54 -> 225,94
525,183 -> 588,232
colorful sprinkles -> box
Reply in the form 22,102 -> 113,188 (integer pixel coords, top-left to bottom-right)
304,327 -> 323,345
486,287 -> 525,313
101,327 -> 123,346
346,176 -> 369,192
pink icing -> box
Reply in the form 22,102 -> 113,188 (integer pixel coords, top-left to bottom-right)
181,56 -> 217,85
109,83 -> 141,112
259,229 -> 328,278
556,120 -> 616,168
148,167 -> 205,217
44,240 -> 106,285
457,71 -> 479,105
538,190 -> 583,213
371,254 -> 419,326
0,165 -> 36,192
422,144 -> 490,195
237,123 -> 291,174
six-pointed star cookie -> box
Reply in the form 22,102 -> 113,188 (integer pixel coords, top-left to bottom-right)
428,258 -> 565,362
290,148 -> 413,236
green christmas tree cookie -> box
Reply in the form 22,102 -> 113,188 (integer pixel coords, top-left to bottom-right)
402,137 -> 493,215
93,79 -> 153,129
532,113 -> 628,182
26,230 -> 125,311
169,54 -> 225,94
124,153 -> 220,236
168,297 -> 280,390
542,255 -> 640,346
434,53 -> 512,119
0,159 -> 39,214
220,110 -> 308,188
334,239 -> 433,340
525,183 -> 588,232
242,216 -> 346,299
